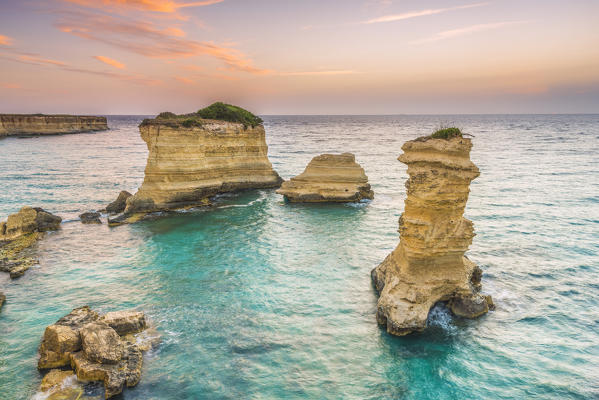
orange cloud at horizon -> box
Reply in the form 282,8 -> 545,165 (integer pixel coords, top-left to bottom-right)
63,0 -> 224,13
94,55 -> 126,69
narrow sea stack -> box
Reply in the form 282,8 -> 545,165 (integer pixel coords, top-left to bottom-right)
276,153 -> 374,202
124,103 -> 282,214
0,114 -> 107,137
371,130 -> 492,336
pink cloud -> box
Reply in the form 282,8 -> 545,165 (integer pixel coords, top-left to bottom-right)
55,12 -> 270,74
94,55 -> 126,69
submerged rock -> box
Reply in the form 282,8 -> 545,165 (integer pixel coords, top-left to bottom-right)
124,108 -> 282,214
104,191 -> 132,214
38,306 -> 157,398
371,134 -> 491,336
0,292 -> 5,312
80,211 -> 102,224
276,153 -> 374,202
0,232 -> 41,278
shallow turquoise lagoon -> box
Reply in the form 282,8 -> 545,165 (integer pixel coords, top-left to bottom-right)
0,115 -> 598,399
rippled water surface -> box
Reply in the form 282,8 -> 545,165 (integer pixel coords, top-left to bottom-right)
1,115 -> 598,399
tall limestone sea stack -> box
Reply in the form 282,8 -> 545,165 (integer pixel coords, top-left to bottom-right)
0,114 -> 107,136
371,129 -> 492,336
124,103 -> 282,214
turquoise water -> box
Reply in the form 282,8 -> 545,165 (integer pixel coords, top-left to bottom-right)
1,115 -> 598,399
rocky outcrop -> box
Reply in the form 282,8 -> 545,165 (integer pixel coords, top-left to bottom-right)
38,306 -> 157,398
0,207 -> 62,278
276,153 -> 373,202
371,135 -> 491,336
0,206 -> 62,241
124,117 -> 282,214
80,211 -> 101,224
104,191 -> 132,214
0,114 -> 107,137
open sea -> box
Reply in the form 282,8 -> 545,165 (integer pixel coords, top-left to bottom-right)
0,114 -> 598,399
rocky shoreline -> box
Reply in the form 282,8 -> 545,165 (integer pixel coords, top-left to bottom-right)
0,206 -> 62,278
0,114 -> 108,137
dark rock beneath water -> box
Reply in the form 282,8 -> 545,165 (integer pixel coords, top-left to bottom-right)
0,292 -> 5,312
0,232 -> 41,279
79,211 -> 102,224
105,191 -> 132,214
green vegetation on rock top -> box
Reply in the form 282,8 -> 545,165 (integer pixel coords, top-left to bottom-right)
196,102 -> 263,127
431,127 -> 463,139
148,102 -> 263,129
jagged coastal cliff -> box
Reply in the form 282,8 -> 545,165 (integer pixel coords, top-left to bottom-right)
0,114 -> 107,136
371,129 -> 492,336
124,103 -> 282,213
277,153 -> 374,202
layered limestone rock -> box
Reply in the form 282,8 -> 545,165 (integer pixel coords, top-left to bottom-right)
0,114 -> 107,137
0,207 -> 62,278
371,135 -> 491,336
276,153 -> 373,202
124,118 -> 282,213
38,306 -> 157,398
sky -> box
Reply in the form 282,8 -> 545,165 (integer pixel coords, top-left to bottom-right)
0,0 -> 598,115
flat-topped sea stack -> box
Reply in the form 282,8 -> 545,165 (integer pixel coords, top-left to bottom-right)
371,128 -> 492,336
276,153 -> 374,202
0,114 -> 107,137
124,103 -> 282,214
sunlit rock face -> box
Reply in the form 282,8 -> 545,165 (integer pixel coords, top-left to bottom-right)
276,153 -> 374,202
0,114 -> 107,136
125,119 -> 282,213
371,135 -> 490,336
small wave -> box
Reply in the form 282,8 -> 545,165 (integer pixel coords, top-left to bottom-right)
426,303 -> 456,333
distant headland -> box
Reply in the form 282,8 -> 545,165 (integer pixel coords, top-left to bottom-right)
0,114 -> 108,137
